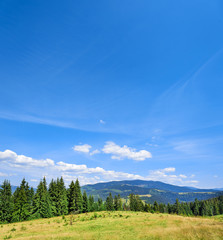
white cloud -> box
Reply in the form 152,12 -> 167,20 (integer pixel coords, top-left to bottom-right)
162,167 -> 175,173
73,144 -> 92,153
102,141 -> 152,161
0,149 -> 198,187
0,172 -> 8,177
179,174 -> 187,179
147,167 -> 198,186
99,120 -> 105,124
0,150 -> 54,167
30,179 -> 38,182
90,149 -> 100,155
56,161 -> 105,174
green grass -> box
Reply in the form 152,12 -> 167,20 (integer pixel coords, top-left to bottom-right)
0,212 -> 223,240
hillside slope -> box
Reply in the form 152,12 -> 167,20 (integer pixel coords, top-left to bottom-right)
1,211 -> 222,240
82,180 -> 223,204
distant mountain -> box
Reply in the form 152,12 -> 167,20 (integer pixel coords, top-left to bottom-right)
214,188 -> 223,191
82,180 -> 223,204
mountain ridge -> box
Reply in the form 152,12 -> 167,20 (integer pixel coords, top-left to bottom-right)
81,179 -> 223,204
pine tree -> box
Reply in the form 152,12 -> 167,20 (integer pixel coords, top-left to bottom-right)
0,180 -> 14,223
49,178 -> 68,216
97,197 -> 104,211
114,195 -> 118,211
88,195 -> 95,212
129,193 -> 136,211
144,203 -> 149,212
213,200 -> 220,215
117,194 -> 122,211
58,177 -> 68,215
32,177 -> 52,218
82,191 -> 89,213
67,181 -> 76,213
167,203 -> 172,214
106,192 -> 114,211
174,199 -> 180,214
153,201 -> 159,212
12,179 -> 32,222
193,198 -> 200,216
48,179 -> 57,216
74,179 -> 83,212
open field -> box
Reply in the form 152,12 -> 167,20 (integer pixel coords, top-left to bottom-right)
0,212 -> 223,240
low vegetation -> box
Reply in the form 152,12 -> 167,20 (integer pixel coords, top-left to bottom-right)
0,211 -> 223,240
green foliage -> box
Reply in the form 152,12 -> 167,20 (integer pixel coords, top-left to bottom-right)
74,179 -> 83,212
82,191 -> 89,213
32,177 -> 52,218
88,195 -> 95,212
0,180 -> 13,223
12,179 -> 33,222
3,234 -> 12,239
49,177 -> 68,216
105,192 -> 114,211
129,193 -> 144,211
1,177 -> 223,225
67,181 -> 76,213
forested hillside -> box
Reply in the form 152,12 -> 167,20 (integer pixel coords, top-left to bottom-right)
82,180 -> 222,204
0,178 -> 223,224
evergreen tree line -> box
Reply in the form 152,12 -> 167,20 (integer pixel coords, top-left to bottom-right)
0,178 -> 222,224
0,178 -> 122,223
128,193 -> 223,216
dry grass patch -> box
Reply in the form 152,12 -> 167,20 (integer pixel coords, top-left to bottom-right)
0,212 -> 222,240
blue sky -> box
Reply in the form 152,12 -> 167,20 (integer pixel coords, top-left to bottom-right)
0,0 -> 223,188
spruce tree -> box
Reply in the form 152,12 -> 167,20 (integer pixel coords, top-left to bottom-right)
114,195 -> 118,211
88,195 -> 95,212
32,177 -> 52,218
49,177 -> 68,216
12,179 -> 31,222
153,201 -> 159,212
58,177 -> 68,215
48,179 -> 57,216
0,180 -> 14,223
174,199 -> 180,214
97,197 -> 104,211
82,191 -> 89,213
193,198 -> 200,216
117,194 -> 122,211
74,179 -> 83,212
67,181 -> 76,213
129,193 -> 135,211
106,192 -> 114,211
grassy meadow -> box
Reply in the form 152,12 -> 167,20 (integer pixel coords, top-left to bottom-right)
0,211 -> 223,240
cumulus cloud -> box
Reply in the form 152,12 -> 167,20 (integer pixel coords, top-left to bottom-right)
0,149 -> 198,187
0,149 -> 54,167
102,141 -> 152,161
147,167 -> 198,186
73,144 -> 92,153
56,161 -> 105,174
